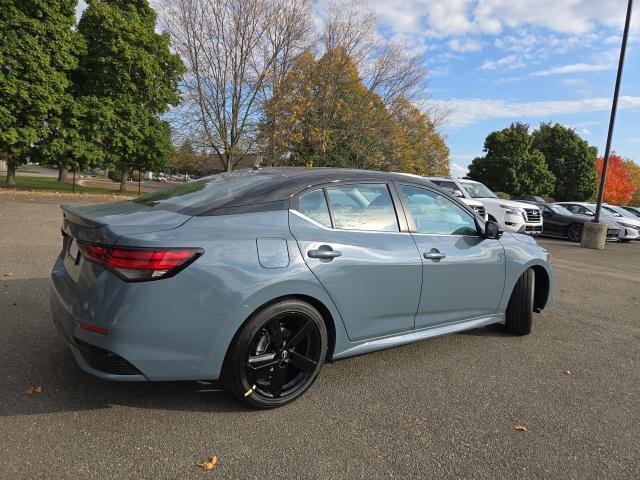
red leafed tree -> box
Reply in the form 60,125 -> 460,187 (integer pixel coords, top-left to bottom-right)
596,153 -> 635,204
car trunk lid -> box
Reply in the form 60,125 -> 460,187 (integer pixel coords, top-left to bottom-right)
61,201 -> 192,244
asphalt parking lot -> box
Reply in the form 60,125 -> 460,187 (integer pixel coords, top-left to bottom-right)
1,193 -> 639,480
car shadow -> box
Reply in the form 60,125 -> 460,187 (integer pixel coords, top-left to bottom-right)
0,277 -> 246,417
456,323 -> 511,337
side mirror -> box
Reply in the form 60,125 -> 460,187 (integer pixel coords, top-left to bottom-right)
584,210 -> 595,216
484,220 -> 503,239
453,189 -> 464,198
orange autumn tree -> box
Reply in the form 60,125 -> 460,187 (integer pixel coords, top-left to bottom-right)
596,153 -> 635,204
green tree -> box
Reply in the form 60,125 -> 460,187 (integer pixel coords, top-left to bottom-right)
0,0 -> 77,186
468,123 -> 555,196
532,123 -> 597,201
37,96 -> 105,182
75,0 -> 184,191
169,139 -> 205,175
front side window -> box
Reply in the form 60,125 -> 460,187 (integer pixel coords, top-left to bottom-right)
400,185 -> 478,236
298,189 -> 332,227
325,184 -> 399,232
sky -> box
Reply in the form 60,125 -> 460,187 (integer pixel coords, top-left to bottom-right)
76,1 -> 640,176
352,0 -> 640,176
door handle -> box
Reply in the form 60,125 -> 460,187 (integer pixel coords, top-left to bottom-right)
424,249 -> 446,261
308,246 -> 342,259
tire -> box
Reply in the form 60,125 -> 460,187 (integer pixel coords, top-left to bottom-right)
566,223 -> 583,242
222,299 -> 328,409
505,268 -> 535,336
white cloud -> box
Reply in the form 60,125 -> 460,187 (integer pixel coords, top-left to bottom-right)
481,54 -> 523,70
363,0 -> 633,38
532,62 -> 613,76
604,35 -> 621,45
450,163 -> 469,177
431,96 -> 640,128
448,38 -> 482,52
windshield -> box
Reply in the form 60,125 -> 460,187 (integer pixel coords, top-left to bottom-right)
460,181 -> 497,198
550,204 -> 574,215
607,205 -> 635,217
600,205 -> 623,217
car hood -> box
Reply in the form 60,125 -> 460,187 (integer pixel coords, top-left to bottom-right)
609,215 -> 640,227
479,198 -> 539,210
461,198 -> 484,207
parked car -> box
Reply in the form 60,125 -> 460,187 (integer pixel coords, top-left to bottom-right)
424,176 -> 489,220
428,178 -> 543,235
555,202 -> 640,241
50,168 -> 554,408
621,206 -> 640,218
513,195 -> 546,203
520,201 -> 619,242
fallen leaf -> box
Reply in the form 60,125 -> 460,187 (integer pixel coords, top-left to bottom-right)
25,385 -> 43,395
414,417 -> 427,426
198,455 -> 218,471
563,369 -> 572,375
514,424 -> 528,432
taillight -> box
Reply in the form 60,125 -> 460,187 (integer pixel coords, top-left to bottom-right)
77,242 -> 203,282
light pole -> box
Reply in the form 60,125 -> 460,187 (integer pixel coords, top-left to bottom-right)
582,0 -> 634,249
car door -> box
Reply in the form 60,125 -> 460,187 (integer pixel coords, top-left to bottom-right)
396,183 -> 506,329
540,205 -> 564,235
289,183 -> 422,341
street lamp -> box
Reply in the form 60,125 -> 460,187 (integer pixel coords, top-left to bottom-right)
581,0 -> 634,249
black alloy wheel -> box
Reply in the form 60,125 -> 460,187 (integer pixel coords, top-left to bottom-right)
566,223 -> 583,242
223,300 -> 327,408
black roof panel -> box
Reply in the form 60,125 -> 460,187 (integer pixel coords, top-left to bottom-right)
133,168 -> 438,215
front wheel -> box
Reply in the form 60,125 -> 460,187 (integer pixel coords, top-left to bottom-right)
223,299 -> 328,408
505,268 -> 535,336
566,223 -> 583,242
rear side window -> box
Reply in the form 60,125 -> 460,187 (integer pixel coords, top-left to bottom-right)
326,184 -> 399,232
298,189 -> 331,227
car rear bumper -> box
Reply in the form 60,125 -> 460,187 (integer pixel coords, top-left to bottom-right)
49,254 -> 247,382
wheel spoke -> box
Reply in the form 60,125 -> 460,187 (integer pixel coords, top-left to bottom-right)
288,350 -> 317,373
270,365 -> 287,397
267,317 -> 284,350
287,318 -> 314,348
247,353 -> 278,379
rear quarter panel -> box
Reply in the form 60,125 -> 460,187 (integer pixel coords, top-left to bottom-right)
118,210 -> 349,378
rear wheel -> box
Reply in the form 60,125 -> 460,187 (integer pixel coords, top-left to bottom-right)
505,268 -> 535,336
223,299 -> 327,408
566,223 -> 583,242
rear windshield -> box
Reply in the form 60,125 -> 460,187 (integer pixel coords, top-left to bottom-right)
132,170 -> 282,215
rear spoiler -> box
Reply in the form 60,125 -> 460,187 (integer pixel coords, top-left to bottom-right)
61,204 -> 106,229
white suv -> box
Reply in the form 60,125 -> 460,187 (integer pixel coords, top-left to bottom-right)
426,177 -> 542,235
424,177 -> 488,221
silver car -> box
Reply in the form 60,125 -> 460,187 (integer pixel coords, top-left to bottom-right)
50,169 -> 554,408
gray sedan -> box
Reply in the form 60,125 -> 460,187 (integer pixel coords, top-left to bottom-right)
50,168 -> 554,408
